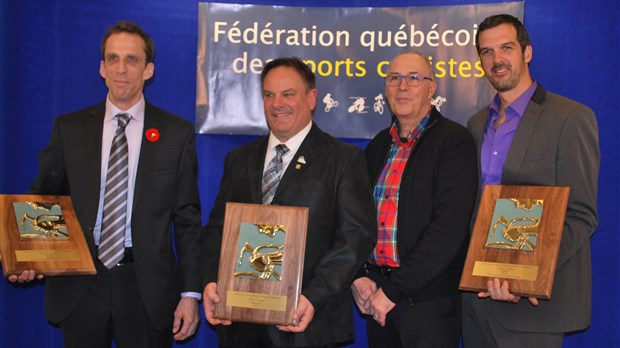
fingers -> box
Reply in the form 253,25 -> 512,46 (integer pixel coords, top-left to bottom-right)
351,277 -> 377,315
277,296 -> 315,333
202,283 -> 231,326
480,278 -> 538,305
354,298 -> 371,315
173,318 -> 198,340
173,297 -> 199,341
7,270 -> 38,283
367,288 -> 395,327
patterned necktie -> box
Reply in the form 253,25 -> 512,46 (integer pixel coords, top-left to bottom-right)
262,144 -> 289,204
98,113 -> 131,269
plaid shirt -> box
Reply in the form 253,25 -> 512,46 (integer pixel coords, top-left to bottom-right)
369,116 -> 429,267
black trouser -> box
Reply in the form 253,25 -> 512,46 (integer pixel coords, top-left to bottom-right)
60,255 -> 172,348
364,263 -> 462,348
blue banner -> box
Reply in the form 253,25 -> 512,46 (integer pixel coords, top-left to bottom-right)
196,2 -> 524,138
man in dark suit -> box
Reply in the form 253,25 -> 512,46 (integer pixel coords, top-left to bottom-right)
202,57 -> 377,348
351,51 -> 478,347
462,14 -> 600,347
25,21 -> 202,347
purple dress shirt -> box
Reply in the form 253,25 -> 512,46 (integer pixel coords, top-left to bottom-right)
480,81 -> 538,187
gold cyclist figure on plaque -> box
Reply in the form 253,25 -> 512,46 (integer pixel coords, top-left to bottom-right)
21,213 -> 68,238
17,201 -> 68,239
486,198 -> 543,251
234,224 -> 286,280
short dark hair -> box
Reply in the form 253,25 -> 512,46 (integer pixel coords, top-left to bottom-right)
476,14 -> 530,54
101,21 -> 155,63
261,57 -> 316,91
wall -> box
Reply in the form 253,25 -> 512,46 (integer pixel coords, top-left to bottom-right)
1,0 -> 618,347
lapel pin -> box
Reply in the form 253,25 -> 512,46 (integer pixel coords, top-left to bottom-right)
295,156 -> 306,170
145,128 -> 160,142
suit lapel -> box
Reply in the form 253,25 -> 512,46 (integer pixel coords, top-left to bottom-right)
274,125 -> 324,197
471,112 -> 487,152
82,103 -> 106,245
84,104 -> 106,193
503,86 -> 546,180
133,102 -> 164,211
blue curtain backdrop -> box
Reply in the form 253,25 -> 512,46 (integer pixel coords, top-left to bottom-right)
1,1 -> 618,347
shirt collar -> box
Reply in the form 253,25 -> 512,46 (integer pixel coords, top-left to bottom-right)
389,114 -> 430,144
104,95 -> 145,125
267,120 -> 313,156
489,81 -> 538,122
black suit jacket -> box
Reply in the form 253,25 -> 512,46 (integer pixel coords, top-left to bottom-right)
204,124 -> 376,347
30,101 -> 203,330
467,85 -> 600,332
362,108 -> 478,304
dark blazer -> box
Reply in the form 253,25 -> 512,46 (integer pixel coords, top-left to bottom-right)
204,124 -> 377,347
362,107 -> 478,304
467,85 -> 600,332
30,101 -> 203,330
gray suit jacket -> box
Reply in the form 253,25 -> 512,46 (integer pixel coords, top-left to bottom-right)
467,84 -> 599,333
204,123 -> 377,346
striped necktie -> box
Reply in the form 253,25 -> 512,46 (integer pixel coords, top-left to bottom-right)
98,113 -> 131,269
261,144 -> 289,204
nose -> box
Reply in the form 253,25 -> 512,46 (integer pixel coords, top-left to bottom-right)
272,95 -> 285,107
491,51 -> 504,64
398,76 -> 409,90
117,59 -> 127,75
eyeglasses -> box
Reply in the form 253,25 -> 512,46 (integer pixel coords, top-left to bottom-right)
385,74 -> 433,87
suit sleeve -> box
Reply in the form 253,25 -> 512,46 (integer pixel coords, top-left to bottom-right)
201,151 -> 234,285
29,118 -> 69,195
172,127 -> 203,293
555,105 -> 599,268
301,148 -> 377,310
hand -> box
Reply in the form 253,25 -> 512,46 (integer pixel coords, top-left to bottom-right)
478,278 -> 539,306
367,288 -> 395,327
8,271 -> 37,283
351,277 -> 377,315
172,296 -> 199,341
277,295 -> 315,333
203,282 -> 231,326
1,254 -> 43,283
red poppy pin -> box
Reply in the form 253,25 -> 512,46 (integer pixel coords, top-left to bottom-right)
145,128 -> 160,142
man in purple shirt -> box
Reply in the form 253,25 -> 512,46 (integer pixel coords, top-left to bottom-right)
463,14 -> 599,347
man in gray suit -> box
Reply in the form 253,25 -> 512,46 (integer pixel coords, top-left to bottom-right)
462,14 -> 599,347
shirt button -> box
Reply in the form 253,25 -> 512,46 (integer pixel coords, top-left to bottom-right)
493,151 -> 498,155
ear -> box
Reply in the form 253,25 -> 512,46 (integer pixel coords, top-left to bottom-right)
99,60 -> 106,79
143,62 -> 155,80
307,88 -> 317,111
524,44 -> 533,64
428,80 -> 437,100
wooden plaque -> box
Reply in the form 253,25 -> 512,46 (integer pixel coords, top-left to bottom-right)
215,202 -> 308,325
0,194 -> 96,277
459,185 -> 569,299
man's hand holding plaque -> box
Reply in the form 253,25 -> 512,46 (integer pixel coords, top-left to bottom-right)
478,278 -> 539,306
0,254 -> 41,283
203,282 -> 232,326
276,295 -> 315,332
